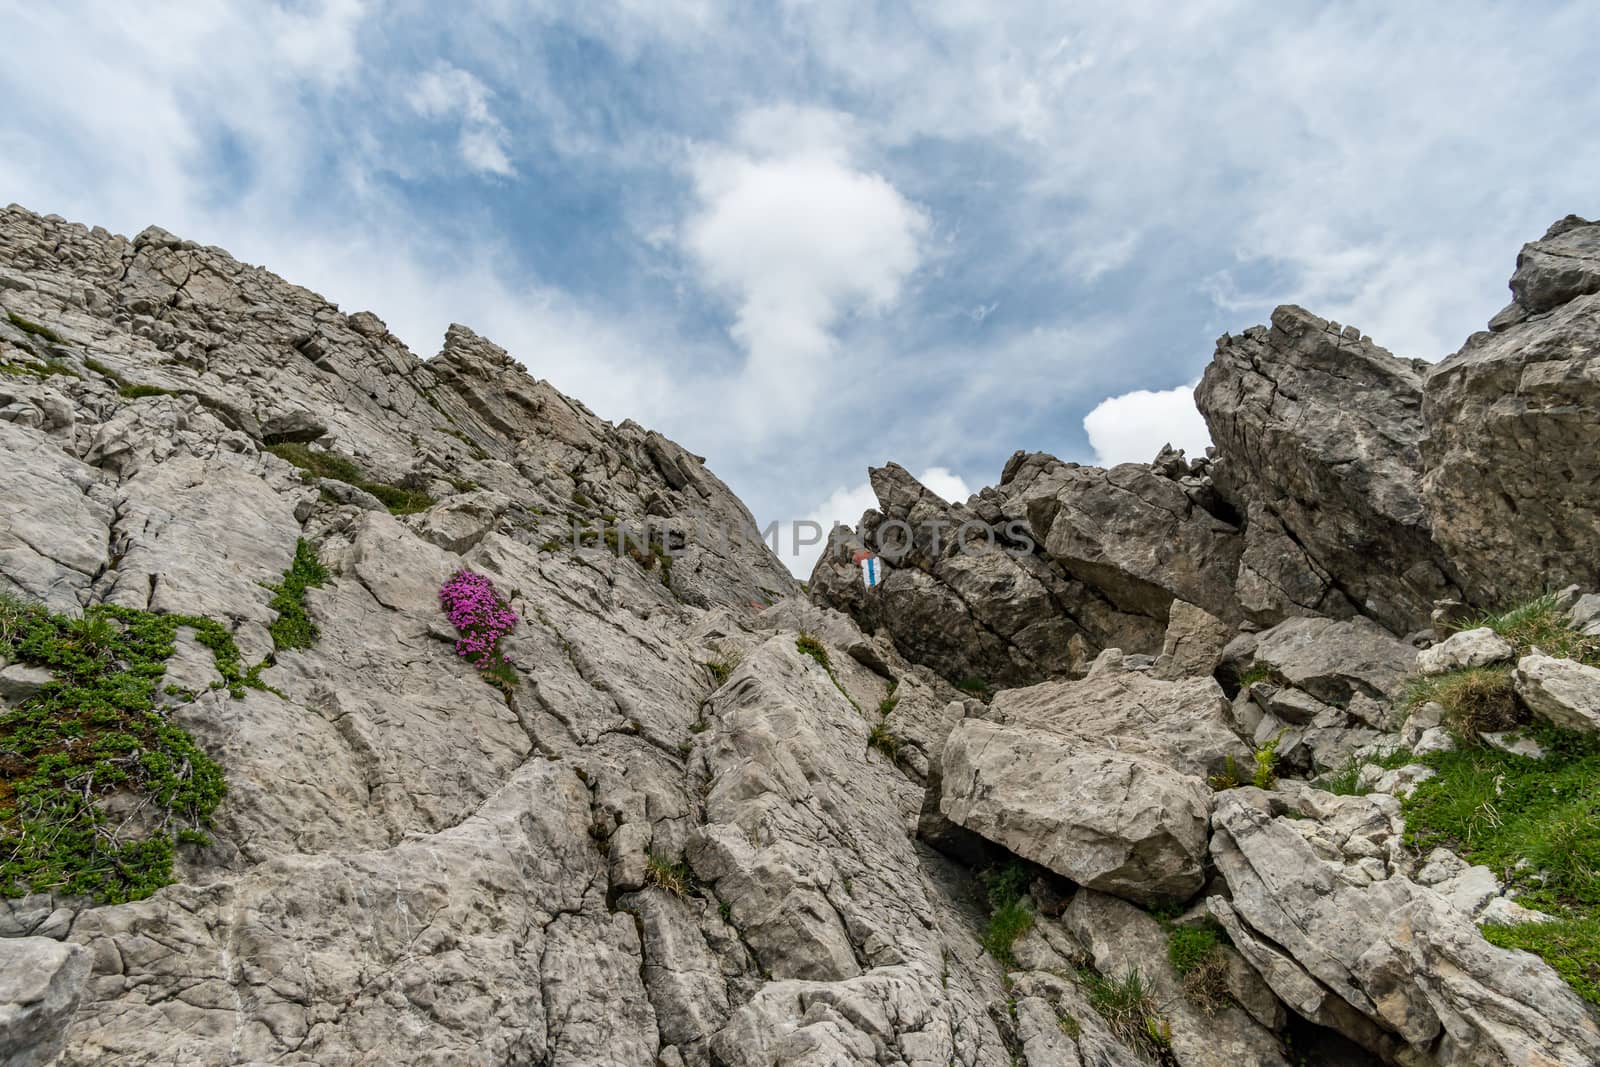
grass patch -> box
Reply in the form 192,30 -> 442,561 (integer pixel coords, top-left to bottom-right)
0,357 -> 78,379
1080,967 -> 1175,1063
1402,725 -> 1600,1006
866,718 -> 899,760
955,675 -> 993,700
1461,592 -> 1600,665
978,860 -> 1036,967
266,443 -> 434,516
6,311 -> 62,344
0,594 -> 241,903
1236,664 -> 1278,689
263,539 -> 328,651
644,852 -> 693,897
1167,920 -> 1231,1012
1404,665 -> 1521,735
796,632 -> 830,669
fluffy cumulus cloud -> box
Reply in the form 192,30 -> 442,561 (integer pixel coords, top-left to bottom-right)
1082,383 -> 1211,467
682,106 -> 928,431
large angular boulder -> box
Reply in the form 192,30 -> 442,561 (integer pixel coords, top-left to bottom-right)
0,937 -> 90,1067
1422,215 -> 1600,606
990,652 -> 1251,778
939,716 -> 1211,905
1197,304 -> 1461,632
1512,653 -> 1600,733
1210,788 -> 1600,1066
1226,615 -> 1415,704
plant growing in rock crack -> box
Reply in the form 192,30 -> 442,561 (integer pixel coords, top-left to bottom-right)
795,631 -> 829,668
0,593 -> 237,903
264,539 -> 328,651
644,852 -> 693,897
978,860 -> 1036,967
1166,920 -> 1231,1012
705,648 -> 741,686
1251,735 -> 1281,789
439,569 -> 519,693
1080,967 -> 1175,1063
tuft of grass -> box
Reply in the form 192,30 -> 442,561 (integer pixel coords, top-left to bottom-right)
644,852 -> 693,897
1251,736 -> 1280,789
1080,968 -> 1175,1063
538,539 -> 562,553
867,719 -> 899,760
6,311 -> 63,344
1167,920 -> 1231,1013
1236,664 -> 1277,689
361,481 -> 435,516
1405,665 -> 1521,737
1403,724 -> 1600,1006
263,539 -> 328,651
705,650 -> 741,686
1316,757 -> 1374,796
796,631 -> 830,669
956,675 -> 992,699
978,861 -> 1036,967
1057,1011 -> 1082,1039
1461,593 -> 1600,665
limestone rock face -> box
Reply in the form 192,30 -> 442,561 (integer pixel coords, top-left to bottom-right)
1196,304 -> 1459,632
0,938 -> 90,1067
1423,215 -> 1600,606
1210,788 -> 1600,1066
9,202 -> 1600,1067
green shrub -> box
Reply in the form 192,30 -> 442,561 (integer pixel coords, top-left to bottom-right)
0,594 -> 239,903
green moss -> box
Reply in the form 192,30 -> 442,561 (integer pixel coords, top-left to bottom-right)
6,311 -> 63,344
266,443 -> 434,516
118,383 -> 173,399
0,595 -> 233,903
264,539 -> 328,651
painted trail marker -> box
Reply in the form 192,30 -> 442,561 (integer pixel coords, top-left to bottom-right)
854,549 -> 883,589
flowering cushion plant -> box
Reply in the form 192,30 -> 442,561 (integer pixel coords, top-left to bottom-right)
439,569 -> 519,691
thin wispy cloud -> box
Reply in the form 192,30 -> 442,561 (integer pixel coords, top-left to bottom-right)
0,1 -> 1596,577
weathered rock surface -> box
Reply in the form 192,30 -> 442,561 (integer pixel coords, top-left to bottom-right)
1423,215 -> 1600,606
1196,304 -> 1460,632
1416,626 -> 1514,674
1225,615 -> 1415,705
940,716 -> 1211,905
1512,652 -> 1600,733
0,937 -> 90,1067
1211,787 -> 1600,1066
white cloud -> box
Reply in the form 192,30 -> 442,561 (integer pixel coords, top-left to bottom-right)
683,106 -> 928,432
408,64 -> 515,177
787,466 -> 971,579
1082,382 -> 1210,467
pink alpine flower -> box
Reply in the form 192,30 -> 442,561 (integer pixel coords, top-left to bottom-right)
439,569 -> 519,683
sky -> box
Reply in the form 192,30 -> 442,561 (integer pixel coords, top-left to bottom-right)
2,2 -> 1596,578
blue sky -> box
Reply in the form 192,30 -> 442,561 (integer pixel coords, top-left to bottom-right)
3,1 -> 1597,576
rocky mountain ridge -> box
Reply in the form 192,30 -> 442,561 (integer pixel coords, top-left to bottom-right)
2,203 -> 1599,1067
